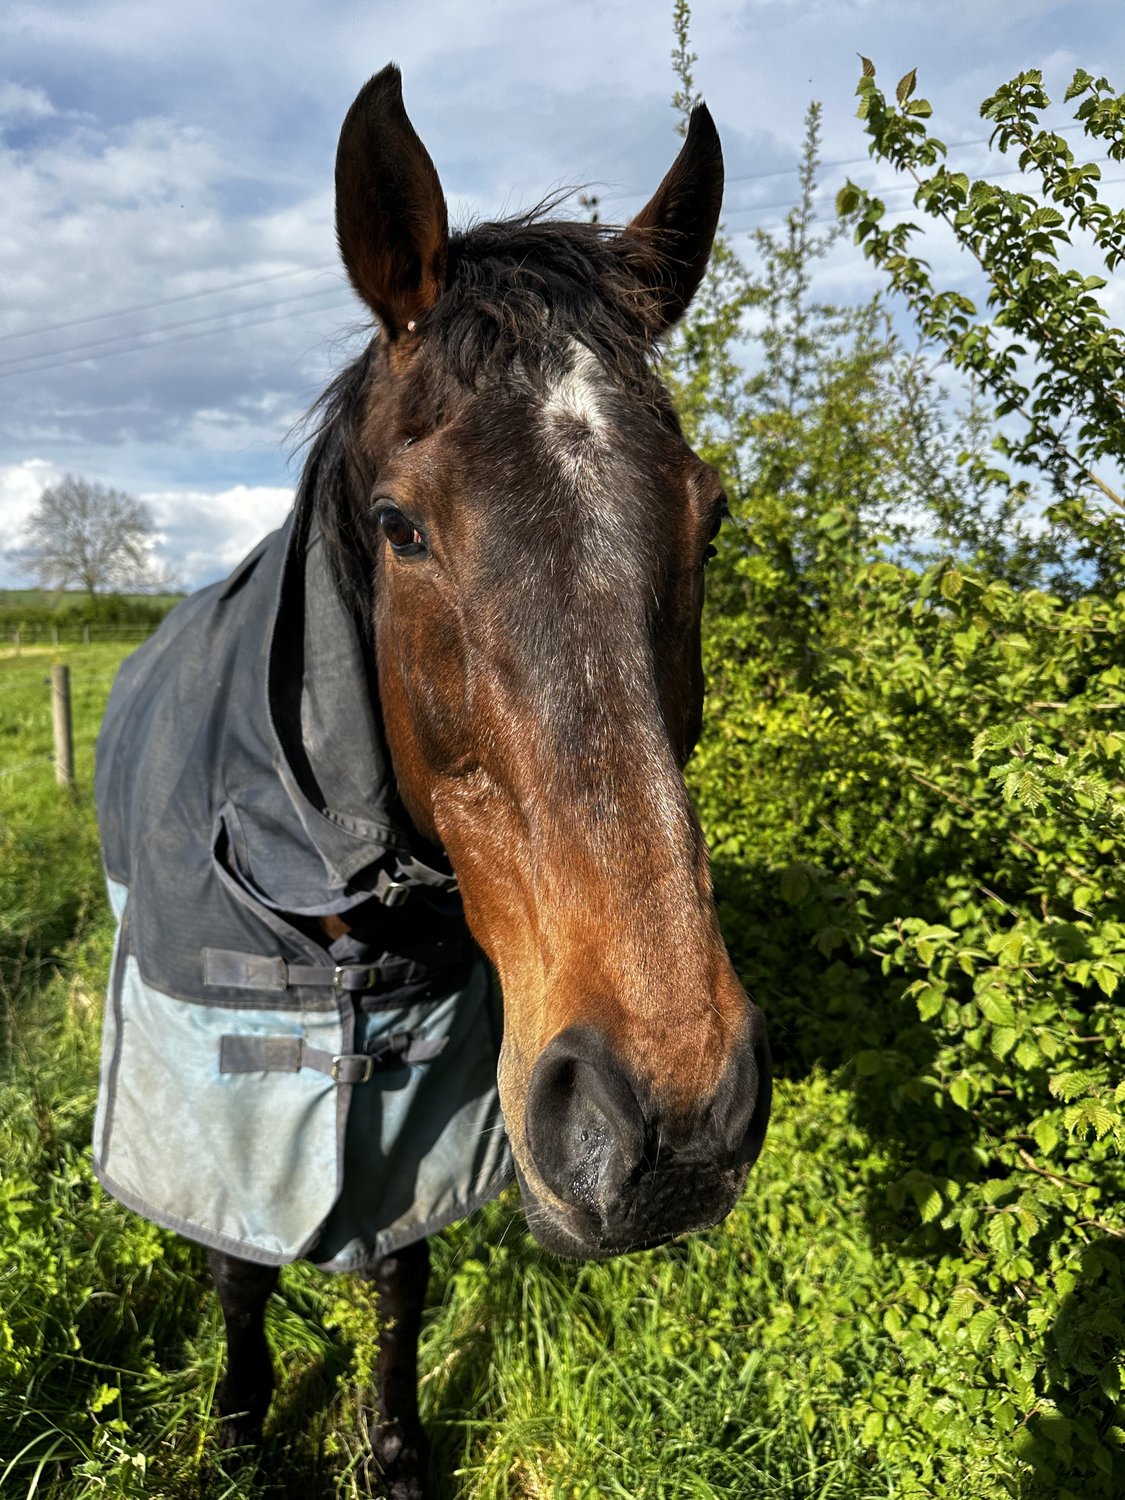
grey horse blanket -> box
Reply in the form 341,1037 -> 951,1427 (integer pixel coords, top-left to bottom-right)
93,501 -> 511,1268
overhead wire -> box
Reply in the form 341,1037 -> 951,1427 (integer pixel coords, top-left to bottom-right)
0,263 -> 339,346
0,295 -> 363,382
0,283 -> 355,379
596,119 -> 1089,205
722,168 -> 1125,229
0,123 -> 1114,383
0,123 -> 1090,352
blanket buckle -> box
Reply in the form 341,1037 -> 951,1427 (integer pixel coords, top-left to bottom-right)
331,1053 -> 374,1083
333,963 -> 380,992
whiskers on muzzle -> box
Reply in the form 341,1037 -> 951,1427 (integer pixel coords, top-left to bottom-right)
517,1015 -> 771,1260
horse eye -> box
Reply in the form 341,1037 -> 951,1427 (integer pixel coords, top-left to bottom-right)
702,499 -> 728,566
378,506 -> 426,556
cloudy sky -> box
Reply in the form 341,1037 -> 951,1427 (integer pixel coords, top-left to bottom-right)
2,0 -> 1121,588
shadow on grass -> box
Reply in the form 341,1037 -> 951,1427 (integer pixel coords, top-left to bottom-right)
1021,1236 -> 1125,1500
711,846 -> 1125,1496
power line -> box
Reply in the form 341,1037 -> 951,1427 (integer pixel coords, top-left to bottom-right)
599,121 -> 1089,204
0,295 -> 361,382
0,264 -> 339,346
0,126 -> 1098,365
4,144 -> 1118,383
0,286 -> 358,380
723,167 -> 1125,227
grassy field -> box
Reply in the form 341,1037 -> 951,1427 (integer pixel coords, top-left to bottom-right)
0,589 -> 187,613
2,642 -> 1017,1499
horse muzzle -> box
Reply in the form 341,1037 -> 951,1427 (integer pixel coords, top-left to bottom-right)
515,1012 -> 772,1259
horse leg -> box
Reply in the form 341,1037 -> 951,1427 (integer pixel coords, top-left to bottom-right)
208,1247 -> 280,1451
363,1237 -> 431,1500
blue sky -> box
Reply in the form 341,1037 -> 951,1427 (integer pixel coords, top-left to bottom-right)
1,0 -> 1121,587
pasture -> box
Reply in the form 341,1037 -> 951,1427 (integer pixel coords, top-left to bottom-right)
5,628 -> 1107,1499
2,642 -> 894,1498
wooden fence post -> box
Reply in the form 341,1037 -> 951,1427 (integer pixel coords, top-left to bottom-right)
82,622 -> 90,645
51,664 -> 74,791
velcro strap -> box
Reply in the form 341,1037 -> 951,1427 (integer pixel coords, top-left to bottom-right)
218,1032 -> 447,1082
203,949 -> 424,994
204,949 -> 288,991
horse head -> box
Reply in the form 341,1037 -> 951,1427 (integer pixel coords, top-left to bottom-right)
327,65 -> 770,1258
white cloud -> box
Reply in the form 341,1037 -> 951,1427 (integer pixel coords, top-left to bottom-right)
0,460 -> 64,575
0,0 -> 1120,586
0,81 -> 55,121
0,462 -> 293,589
144,483 -> 294,586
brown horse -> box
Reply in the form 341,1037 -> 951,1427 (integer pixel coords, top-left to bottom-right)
203,65 -> 771,1497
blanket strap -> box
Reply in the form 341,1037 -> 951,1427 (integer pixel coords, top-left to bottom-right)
203,948 -> 431,994
219,1032 -> 447,1083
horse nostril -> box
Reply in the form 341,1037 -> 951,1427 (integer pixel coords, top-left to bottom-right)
713,1003 -> 771,1171
525,1026 -> 645,1220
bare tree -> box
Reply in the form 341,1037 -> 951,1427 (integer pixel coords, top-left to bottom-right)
10,475 -> 174,595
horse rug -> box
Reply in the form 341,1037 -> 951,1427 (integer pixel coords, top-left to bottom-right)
93,503 -> 513,1269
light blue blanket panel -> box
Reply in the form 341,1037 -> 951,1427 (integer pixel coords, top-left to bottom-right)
94,877 -> 512,1267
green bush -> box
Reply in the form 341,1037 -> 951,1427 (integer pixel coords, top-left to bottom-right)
678,56 -> 1124,1499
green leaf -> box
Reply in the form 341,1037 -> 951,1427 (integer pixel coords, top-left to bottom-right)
1093,964 -> 1119,997
990,1025 -> 1018,1059
912,1179 -> 944,1223
896,68 -> 918,105
949,1285 -> 977,1321
988,1212 -> 1016,1260
940,567 -> 963,600
978,990 -> 1016,1026
89,1384 -> 120,1416
969,1308 -> 999,1350
916,985 -> 944,1022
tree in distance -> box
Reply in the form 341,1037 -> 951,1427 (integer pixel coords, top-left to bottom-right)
10,474 -> 175,596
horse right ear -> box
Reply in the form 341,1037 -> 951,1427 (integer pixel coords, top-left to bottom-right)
621,104 -> 724,334
335,65 -> 449,338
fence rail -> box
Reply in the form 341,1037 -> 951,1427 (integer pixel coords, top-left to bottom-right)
3,623 -> 159,647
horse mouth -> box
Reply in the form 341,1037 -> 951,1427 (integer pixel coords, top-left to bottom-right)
512,1158 -> 748,1261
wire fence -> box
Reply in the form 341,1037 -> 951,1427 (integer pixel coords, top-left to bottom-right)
2,623 -> 158,648
0,754 -> 54,779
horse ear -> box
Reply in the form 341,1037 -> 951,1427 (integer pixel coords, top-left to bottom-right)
622,104 -> 724,333
335,65 -> 449,338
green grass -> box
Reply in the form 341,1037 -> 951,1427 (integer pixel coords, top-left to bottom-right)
0,590 -> 186,613
0,641 -> 1021,1498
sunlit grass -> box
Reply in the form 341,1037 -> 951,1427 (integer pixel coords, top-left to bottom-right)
1,641 -> 911,1498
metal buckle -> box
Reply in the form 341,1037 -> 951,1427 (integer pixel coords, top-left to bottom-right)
333,964 -> 380,992
381,878 -> 411,908
330,1054 -> 374,1083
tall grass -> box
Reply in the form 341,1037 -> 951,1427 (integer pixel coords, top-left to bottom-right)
2,643 -> 903,1498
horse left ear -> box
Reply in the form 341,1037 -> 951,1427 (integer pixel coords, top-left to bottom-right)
335,64 -> 449,338
622,104 -> 724,333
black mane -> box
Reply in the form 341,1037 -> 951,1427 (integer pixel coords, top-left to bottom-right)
428,212 -> 663,388
297,209 -> 665,627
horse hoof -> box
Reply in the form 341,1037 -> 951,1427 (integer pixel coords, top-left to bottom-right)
217,1414 -> 265,1457
368,1419 -> 429,1500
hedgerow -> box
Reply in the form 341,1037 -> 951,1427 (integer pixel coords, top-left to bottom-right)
679,53 -> 1125,1499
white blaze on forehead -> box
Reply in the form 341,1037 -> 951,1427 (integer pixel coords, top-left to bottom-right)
532,345 -> 696,863
542,340 -> 610,447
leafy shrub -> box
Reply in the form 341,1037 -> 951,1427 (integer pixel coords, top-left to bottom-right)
679,57 -> 1124,1500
